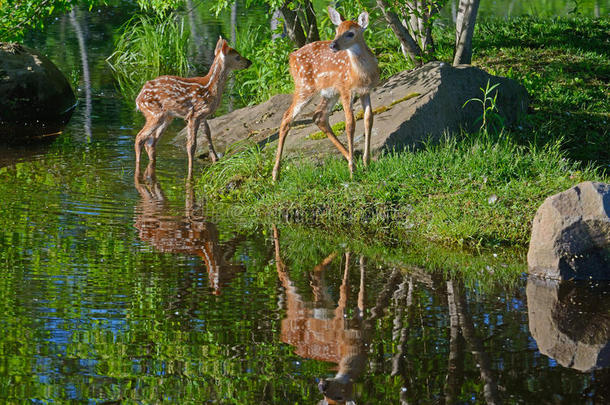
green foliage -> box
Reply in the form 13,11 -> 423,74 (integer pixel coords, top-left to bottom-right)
229,25 -> 295,105
135,0 -> 183,15
106,14 -> 191,101
471,16 -> 610,164
463,80 -> 505,133
0,0 -> 97,41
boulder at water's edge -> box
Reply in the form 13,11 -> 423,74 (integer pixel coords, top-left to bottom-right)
0,42 -> 76,143
528,181 -> 610,280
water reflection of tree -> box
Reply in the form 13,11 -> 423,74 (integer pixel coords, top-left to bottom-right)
69,8 -> 92,140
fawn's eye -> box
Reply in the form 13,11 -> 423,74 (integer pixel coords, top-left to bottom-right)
346,31 -> 354,38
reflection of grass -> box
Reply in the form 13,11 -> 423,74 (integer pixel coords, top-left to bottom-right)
106,15 -> 190,101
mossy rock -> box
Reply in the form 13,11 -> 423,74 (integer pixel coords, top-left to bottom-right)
0,42 -> 76,143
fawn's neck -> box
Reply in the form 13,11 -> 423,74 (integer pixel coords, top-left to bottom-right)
346,42 -> 379,87
202,54 -> 229,94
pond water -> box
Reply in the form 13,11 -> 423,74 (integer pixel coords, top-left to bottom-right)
2,2 -> 610,404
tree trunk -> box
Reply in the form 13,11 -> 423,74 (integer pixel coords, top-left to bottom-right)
279,0 -> 319,48
69,8 -> 92,140
452,280 -> 500,405
453,0 -> 480,65
280,4 -> 306,47
302,0 -> 319,44
228,1 -> 237,112
270,9 -> 283,40
377,0 -> 423,66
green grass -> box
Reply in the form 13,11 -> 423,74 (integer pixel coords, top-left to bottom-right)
106,14 -> 190,100
198,133 -> 604,248
471,17 -> 609,164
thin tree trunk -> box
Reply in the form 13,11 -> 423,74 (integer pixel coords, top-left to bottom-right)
228,1 -> 237,112
452,280 -> 500,404
186,0 -> 209,69
271,9 -> 283,40
377,0 -> 423,66
302,0 -> 319,43
69,8 -> 91,141
445,280 -> 465,404
453,0 -> 480,65
280,3 -> 306,47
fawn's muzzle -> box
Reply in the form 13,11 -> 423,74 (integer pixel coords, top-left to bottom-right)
329,41 -> 340,52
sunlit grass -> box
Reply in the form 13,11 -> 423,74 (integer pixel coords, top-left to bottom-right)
198,131 -> 605,248
106,14 -> 190,101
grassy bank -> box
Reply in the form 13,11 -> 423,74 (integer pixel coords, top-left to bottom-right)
196,16 -> 609,249
199,134 -> 601,247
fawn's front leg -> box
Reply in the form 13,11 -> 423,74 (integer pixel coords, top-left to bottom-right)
360,93 -> 373,167
201,119 -> 219,163
186,116 -> 201,179
340,93 -> 355,177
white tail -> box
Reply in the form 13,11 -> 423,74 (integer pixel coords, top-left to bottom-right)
272,6 -> 379,181
135,37 -> 251,178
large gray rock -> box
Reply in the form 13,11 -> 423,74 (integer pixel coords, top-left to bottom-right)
0,42 -> 77,143
527,277 -> 610,372
173,61 -> 528,158
528,182 -> 610,280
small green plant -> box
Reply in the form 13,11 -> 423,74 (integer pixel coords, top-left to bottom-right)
106,14 -> 190,101
463,80 -> 505,133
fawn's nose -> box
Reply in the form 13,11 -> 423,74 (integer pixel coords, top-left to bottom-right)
245,58 -> 252,68
329,41 -> 339,52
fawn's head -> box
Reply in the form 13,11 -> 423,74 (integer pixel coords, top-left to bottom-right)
328,7 -> 369,53
214,37 -> 252,71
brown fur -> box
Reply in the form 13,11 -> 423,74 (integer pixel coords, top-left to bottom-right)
134,38 -> 251,178
272,7 -> 379,181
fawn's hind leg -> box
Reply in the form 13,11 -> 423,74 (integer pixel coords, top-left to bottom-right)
312,95 -> 350,161
201,119 -> 219,163
273,92 -> 314,181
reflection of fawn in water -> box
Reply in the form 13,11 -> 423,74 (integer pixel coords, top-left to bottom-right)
134,163 -> 243,295
273,226 -> 367,405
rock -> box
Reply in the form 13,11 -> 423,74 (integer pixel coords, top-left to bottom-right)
526,277 -> 610,372
173,61 -> 528,158
528,181 -> 610,280
0,42 -> 77,143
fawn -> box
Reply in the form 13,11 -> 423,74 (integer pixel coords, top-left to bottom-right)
272,7 -> 379,181
135,37 -> 251,178
134,163 -> 244,295
273,226 -> 368,404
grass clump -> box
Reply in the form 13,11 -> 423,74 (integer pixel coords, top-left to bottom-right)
198,132 -> 604,247
106,14 -> 190,100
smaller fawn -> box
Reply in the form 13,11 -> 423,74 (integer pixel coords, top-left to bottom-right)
272,7 -> 379,181
135,37 -> 251,178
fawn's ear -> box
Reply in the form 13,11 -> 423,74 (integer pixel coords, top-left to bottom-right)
328,6 -> 344,26
357,11 -> 369,30
221,39 -> 229,55
215,36 -> 224,54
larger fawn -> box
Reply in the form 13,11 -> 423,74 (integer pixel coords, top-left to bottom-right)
135,37 -> 251,178
272,7 -> 379,181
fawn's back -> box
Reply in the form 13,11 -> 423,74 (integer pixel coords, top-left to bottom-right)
136,75 -> 216,119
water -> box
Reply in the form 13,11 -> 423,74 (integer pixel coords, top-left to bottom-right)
1,2 -> 610,403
